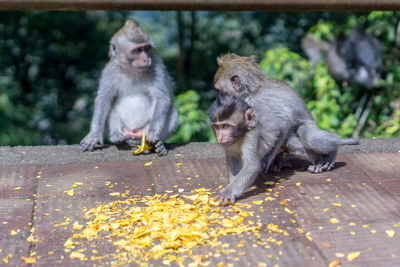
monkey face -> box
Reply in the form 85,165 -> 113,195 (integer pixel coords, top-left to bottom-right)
110,22 -> 154,71
129,43 -> 153,69
212,122 -> 237,146
111,36 -> 154,69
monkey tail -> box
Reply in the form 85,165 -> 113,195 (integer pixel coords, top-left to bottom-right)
339,138 -> 359,145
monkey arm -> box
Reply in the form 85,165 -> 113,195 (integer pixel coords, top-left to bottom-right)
217,131 -> 261,205
218,157 -> 261,206
146,66 -> 174,143
80,68 -> 117,151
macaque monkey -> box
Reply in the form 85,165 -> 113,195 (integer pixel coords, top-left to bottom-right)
301,28 -> 382,89
80,20 -> 178,155
302,28 -> 382,138
214,53 -> 358,176
208,92 -> 262,205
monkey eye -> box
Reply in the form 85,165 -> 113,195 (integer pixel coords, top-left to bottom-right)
132,45 -> 152,55
222,124 -> 230,129
143,45 -> 152,52
131,47 -> 141,55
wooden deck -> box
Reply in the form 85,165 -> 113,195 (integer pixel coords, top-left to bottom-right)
1,143 -> 400,266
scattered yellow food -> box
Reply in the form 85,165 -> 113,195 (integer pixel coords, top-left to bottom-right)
2,255 -> 11,264
13,187 -> 21,191
332,203 -> 342,207
295,182 -> 302,187
73,221 -> 84,230
330,218 -> 340,224
64,189 -> 75,197
305,232 -> 312,241
66,189 -> 265,265
144,161 -> 153,167
347,251 -> 360,262
284,207 -> 293,214
328,259 -> 341,267
133,130 -> 152,155
21,256 -> 36,264
70,251 -> 87,261
10,230 -> 17,236
386,229 -> 395,238
72,182 -> 84,188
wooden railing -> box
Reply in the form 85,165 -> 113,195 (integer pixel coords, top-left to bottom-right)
0,0 -> 399,11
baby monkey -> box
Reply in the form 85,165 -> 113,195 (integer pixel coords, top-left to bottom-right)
214,53 -> 358,174
208,92 -> 264,205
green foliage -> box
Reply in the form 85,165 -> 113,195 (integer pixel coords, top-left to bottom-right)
260,47 -> 314,99
0,11 -> 127,145
259,49 -> 358,137
297,14 -> 400,138
168,90 -> 216,143
375,109 -> 400,137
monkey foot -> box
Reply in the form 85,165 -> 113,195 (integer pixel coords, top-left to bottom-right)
215,189 -> 236,206
154,141 -> 168,156
269,159 -> 292,173
308,162 -> 334,173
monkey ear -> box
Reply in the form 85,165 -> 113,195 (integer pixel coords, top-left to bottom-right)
217,56 -> 223,67
245,108 -> 257,129
230,75 -> 242,90
109,41 -> 117,58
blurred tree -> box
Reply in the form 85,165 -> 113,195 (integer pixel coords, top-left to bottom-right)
0,11 -> 126,145
168,90 -> 215,143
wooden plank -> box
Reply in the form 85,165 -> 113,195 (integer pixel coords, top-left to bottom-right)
0,0 -> 400,11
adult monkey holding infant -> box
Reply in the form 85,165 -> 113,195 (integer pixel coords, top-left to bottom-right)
213,53 -> 358,204
80,20 -> 178,155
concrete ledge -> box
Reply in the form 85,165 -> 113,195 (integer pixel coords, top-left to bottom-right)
0,138 -> 399,166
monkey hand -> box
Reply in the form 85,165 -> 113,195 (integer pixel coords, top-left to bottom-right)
145,131 -> 160,145
215,187 -> 237,206
80,132 -> 104,151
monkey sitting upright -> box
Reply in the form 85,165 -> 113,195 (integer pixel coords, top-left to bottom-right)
214,53 -> 358,175
80,20 -> 178,155
208,92 -> 263,205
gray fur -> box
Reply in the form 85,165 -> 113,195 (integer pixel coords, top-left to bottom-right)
80,24 -> 177,155
213,54 -> 359,203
